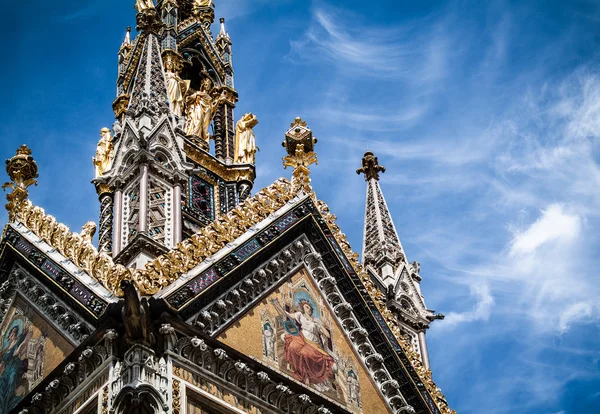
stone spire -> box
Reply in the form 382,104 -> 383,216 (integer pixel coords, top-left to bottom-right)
358,151 -> 444,371
357,151 -> 406,288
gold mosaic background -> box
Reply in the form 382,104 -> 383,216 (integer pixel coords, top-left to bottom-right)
218,269 -> 389,414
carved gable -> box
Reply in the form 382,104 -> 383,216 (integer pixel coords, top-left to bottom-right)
218,268 -> 389,414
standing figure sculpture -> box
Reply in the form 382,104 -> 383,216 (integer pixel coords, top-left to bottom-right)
93,128 -> 115,178
235,113 -> 259,164
166,71 -> 189,118
185,78 -> 224,144
135,0 -> 155,12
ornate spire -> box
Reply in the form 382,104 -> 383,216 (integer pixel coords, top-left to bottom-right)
121,27 -> 132,50
217,17 -> 231,42
127,35 -> 170,122
283,118 -> 318,194
358,151 -> 406,287
2,145 -> 38,222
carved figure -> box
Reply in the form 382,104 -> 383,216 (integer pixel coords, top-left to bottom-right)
235,113 -> 259,164
184,78 -> 224,143
80,221 -> 97,244
135,0 -> 155,12
93,128 -> 114,178
121,280 -> 156,347
166,71 -> 190,118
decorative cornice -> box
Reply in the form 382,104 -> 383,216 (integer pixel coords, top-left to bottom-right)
172,337 -> 333,414
184,140 -> 254,182
1,264 -> 94,344
14,200 -> 135,295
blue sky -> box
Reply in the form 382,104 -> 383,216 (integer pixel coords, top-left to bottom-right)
2,0 -> 600,413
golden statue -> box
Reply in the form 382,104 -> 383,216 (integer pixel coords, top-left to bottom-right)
135,0 -> 155,12
166,71 -> 190,118
184,79 -> 225,143
93,128 -> 115,178
235,113 -> 259,164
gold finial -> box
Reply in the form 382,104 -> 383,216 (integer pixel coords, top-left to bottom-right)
2,145 -> 39,222
282,118 -> 318,193
357,151 -> 386,181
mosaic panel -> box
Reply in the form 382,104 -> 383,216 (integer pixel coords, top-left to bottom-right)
0,296 -> 74,413
219,270 -> 389,414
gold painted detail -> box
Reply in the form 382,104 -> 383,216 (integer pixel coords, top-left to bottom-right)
184,142 -> 255,182
93,128 -> 115,178
11,177 -> 292,297
356,151 -> 386,182
314,198 -> 456,414
3,145 -> 39,222
234,113 -> 258,164
135,0 -> 155,12
142,178 -> 295,293
112,94 -> 130,118
15,199 -> 134,295
102,386 -> 109,414
173,378 -> 181,414
282,118 -> 318,194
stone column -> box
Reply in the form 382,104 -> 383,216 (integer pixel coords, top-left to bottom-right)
112,189 -> 123,258
98,192 -> 114,255
139,164 -> 149,234
173,183 -> 182,245
418,331 -> 430,371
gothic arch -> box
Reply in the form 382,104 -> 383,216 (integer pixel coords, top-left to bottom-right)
113,385 -> 167,414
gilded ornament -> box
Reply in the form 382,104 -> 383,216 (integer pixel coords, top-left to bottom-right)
102,387 -> 109,414
135,0 -> 155,12
93,128 -> 115,178
234,113 -> 259,164
112,94 -> 130,118
172,379 -> 181,414
80,222 -> 97,245
3,145 -> 38,222
357,151 -> 386,181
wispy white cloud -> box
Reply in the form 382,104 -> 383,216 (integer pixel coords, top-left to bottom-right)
509,204 -> 581,256
289,5 -> 458,83
443,284 -> 495,328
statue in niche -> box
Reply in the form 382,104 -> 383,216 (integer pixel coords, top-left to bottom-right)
185,78 -> 225,143
93,128 -> 114,178
135,0 -> 155,12
235,113 -> 259,164
166,71 -> 190,118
